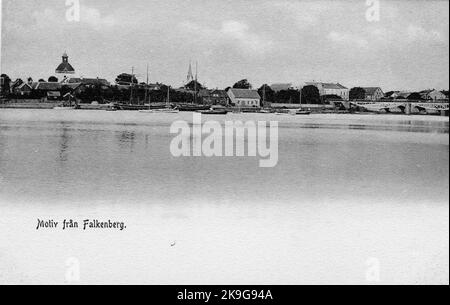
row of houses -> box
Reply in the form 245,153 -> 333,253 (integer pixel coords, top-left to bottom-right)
270,82 -> 355,101
269,82 -> 449,102
8,77 -> 448,106
8,77 -> 111,100
176,88 -> 260,107
269,82 -> 350,100
2,53 -> 447,105
386,89 -> 448,101
5,76 -> 262,107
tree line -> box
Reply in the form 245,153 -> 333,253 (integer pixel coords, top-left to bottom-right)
3,73 -> 448,104
232,79 -> 328,105
1,74 -> 331,105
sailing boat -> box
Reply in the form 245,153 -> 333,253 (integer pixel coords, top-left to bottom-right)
140,85 -> 179,114
139,64 -> 155,113
139,65 -> 179,114
295,85 -> 311,115
153,86 -> 179,113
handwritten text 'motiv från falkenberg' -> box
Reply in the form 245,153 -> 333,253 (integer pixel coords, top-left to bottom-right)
36,219 -> 126,231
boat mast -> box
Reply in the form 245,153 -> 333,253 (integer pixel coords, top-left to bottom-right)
263,84 -> 266,105
299,84 -> 303,107
194,61 -> 198,104
145,63 -> 149,105
167,85 -> 170,107
130,66 -> 134,105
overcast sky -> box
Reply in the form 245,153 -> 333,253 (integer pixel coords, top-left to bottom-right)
1,0 -> 449,91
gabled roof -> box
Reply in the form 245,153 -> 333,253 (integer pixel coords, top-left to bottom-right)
228,88 -> 261,99
17,83 -> 32,90
419,89 -> 443,95
306,82 -> 348,90
10,79 -> 24,88
199,89 -> 228,98
394,91 -> 411,98
270,83 -> 293,92
385,91 -> 399,97
63,83 -> 83,90
35,82 -> 62,91
322,83 -> 348,90
65,78 -> 110,86
419,89 -> 446,99
362,87 -> 383,95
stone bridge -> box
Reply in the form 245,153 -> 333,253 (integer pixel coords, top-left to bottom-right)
347,101 -> 449,115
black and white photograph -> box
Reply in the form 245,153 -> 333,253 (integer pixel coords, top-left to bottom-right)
0,0 -> 449,289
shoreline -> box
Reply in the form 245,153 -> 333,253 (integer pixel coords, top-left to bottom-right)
1,102 -> 448,117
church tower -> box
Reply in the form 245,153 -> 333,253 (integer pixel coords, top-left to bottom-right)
56,52 -> 75,75
186,61 -> 194,84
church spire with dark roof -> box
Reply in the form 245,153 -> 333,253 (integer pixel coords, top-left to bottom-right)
56,52 -> 75,74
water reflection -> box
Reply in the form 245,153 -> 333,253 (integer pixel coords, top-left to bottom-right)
58,123 -> 70,162
0,110 -> 448,207
145,134 -> 150,149
116,131 -> 136,152
280,122 -> 448,133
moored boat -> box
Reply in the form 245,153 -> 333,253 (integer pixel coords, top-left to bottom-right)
140,85 -> 179,113
197,105 -> 228,115
197,109 -> 228,115
53,106 -> 77,110
140,108 -> 179,114
274,109 -> 290,115
54,107 -> 75,110
105,103 -> 119,111
295,110 -> 311,115
177,104 -> 212,112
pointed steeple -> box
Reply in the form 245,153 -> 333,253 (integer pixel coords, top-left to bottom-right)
187,61 -> 194,83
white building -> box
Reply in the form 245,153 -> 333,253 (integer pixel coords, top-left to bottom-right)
227,88 -> 261,107
305,82 -> 350,101
363,87 -> 384,101
420,89 -> 447,101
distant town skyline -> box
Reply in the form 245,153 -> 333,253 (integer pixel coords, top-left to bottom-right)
1,0 -> 449,91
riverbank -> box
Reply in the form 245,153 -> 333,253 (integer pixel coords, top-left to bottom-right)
0,109 -> 448,135
0,100 -> 112,110
1,100 -> 448,116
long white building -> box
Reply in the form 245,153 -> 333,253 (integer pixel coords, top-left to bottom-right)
305,82 -> 350,101
227,88 -> 261,107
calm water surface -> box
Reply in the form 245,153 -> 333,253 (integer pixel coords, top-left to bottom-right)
0,109 -> 448,284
